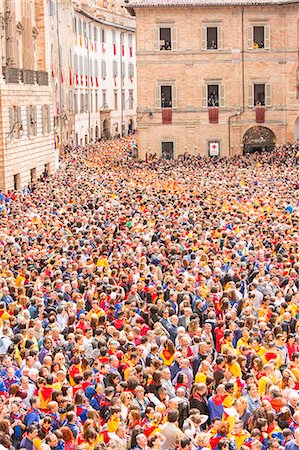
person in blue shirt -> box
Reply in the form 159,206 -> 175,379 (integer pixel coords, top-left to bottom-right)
24,396 -> 41,427
20,424 -> 38,450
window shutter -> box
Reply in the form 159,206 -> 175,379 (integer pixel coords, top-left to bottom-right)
18,106 -> 22,136
248,83 -> 254,107
154,27 -> 160,51
172,85 -> 177,109
9,107 -> 14,141
247,26 -> 253,49
202,85 -> 208,108
47,105 -> 51,132
201,27 -> 207,51
41,106 -> 45,135
27,106 -> 31,137
265,83 -> 271,107
34,106 -> 37,135
219,84 -> 225,107
218,27 -> 223,50
155,86 -> 161,109
171,28 -> 178,51
264,25 -> 270,49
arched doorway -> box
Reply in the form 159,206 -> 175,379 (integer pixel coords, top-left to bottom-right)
128,119 -> 134,134
295,118 -> 299,141
102,119 -> 109,139
95,125 -> 99,141
243,126 -> 276,154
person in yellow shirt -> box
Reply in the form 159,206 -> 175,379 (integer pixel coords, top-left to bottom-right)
195,360 -> 211,384
226,355 -> 241,379
236,328 -> 250,350
258,363 -> 277,396
231,420 -> 250,449
107,406 -> 122,432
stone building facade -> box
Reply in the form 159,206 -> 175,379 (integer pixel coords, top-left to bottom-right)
72,1 -> 137,145
0,0 -> 56,190
127,0 -> 299,159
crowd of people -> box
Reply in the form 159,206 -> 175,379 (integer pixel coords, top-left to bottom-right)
0,138 -> 299,450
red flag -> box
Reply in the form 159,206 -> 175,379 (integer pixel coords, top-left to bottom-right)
60,69 -> 64,84
69,68 -> 73,86
90,75 -> 93,87
113,44 -> 116,55
122,45 -> 124,56
102,42 -> 106,53
95,77 -> 99,88
51,67 -> 55,78
76,73 -> 79,86
80,75 -> 83,86
130,47 -> 133,57
85,75 -> 88,87
114,76 -> 117,87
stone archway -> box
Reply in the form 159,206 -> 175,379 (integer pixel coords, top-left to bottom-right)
243,126 -> 276,154
295,117 -> 299,141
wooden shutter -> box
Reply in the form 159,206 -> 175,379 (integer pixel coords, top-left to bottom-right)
154,27 -> 160,51
247,26 -> 253,49
41,106 -> 45,135
248,83 -> 254,107
265,83 -> 271,107
34,106 -> 37,135
172,85 -> 177,108
201,27 -> 207,50
219,84 -> 225,107
171,28 -> 178,51
202,85 -> 208,108
264,25 -> 270,49
155,85 -> 161,109
27,106 -> 31,137
18,106 -> 22,136
47,105 -> 51,132
9,107 -> 14,141
218,26 -> 223,50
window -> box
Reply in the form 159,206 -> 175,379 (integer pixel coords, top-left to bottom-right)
248,25 -> 270,49
155,84 -> 177,109
44,163 -> 50,176
202,26 -> 222,50
128,63 -> 134,79
162,142 -> 174,160
27,105 -> 37,136
202,84 -> 224,108
129,90 -> 134,110
101,60 -> 107,79
13,174 -> 20,190
254,84 -> 265,106
9,106 -> 15,140
254,26 -> 265,48
101,29 -> 105,43
122,90 -> 125,110
160,28 -> 171,50
30,168 -> 36,183
207,27 -> 218,49
114,90 -> 118,110
248,83 -> 271,107
102,90 -> 107,108
154,27 -> 177,51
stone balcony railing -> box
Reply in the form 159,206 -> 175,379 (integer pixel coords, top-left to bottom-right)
2,67 -> 49,85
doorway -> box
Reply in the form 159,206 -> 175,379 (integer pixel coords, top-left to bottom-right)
295,117 -> 299,141
161,141 -> 174,159
243,126 -> 276,154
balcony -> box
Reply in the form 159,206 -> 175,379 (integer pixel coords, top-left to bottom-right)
2,67 -> 49,85
208,107 -> 219,124
162,107 -> 172,124
255,106 -> 265,123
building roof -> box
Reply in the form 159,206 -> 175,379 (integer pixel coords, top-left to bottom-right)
126,0 -> 297,14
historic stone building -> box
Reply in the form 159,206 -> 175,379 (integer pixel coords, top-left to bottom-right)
72,0 -> 137,145
127,0 -> 299,159
0,0 -> 56,190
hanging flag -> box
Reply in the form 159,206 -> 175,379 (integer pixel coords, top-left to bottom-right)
113,44 -> 116,55
129,47 -> 133,57
114,75 -> 117,87
79,35 -> 82,47
90,75 -> 93,87
85,75 -> 88,87
74,33 -> 77,46
80,75 -> 83,86
60,69 -> 64,84
122,45 -> 124,56
51,67 -> 55,78
69,68 -> 73,86
76,72 -> 79,86
95,77 -> 99,88
102,42 -> 106,53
